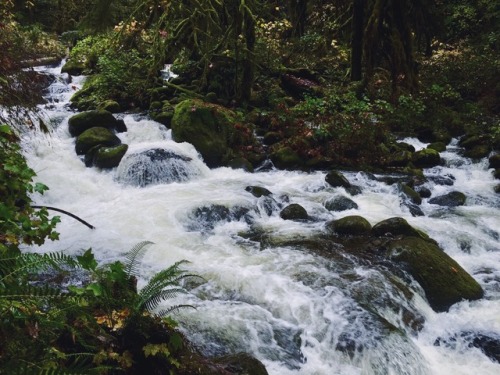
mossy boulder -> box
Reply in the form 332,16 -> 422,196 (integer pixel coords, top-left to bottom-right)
387,150 -> 413,167
92,144 -> 128,169
489,154 -> 500,169
464,145 -> 490,159
427,142 -> 447,152
494,169 -> 500,180
61,59 -> 85,76
325,196 -> 358,211
270,146 -> 303,170
280,204 -> 309,221
399,184 -> 422,205
213,353 -> 269,375
325,170 -> 351,189
372,217 -> 424,238
97,100 -> 121,113
429,191 -> 466,207
75,127 -> 121,155
412,149 -> 441,168
228,157 -> 254,172
171,99 -> 248,168
68,110 -> 126,137
326,215 -> 372,236
385,237 -> 484,312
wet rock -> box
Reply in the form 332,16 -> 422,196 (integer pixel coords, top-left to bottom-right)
435,332 -> 500,364
427,142 -> 447,152
153,111 -> 174,127
61,59 -> 85,76
385,237 -> 484,312
280,204 -> 308,221
387,150 -> 413,167
68,110 -> 126,137
245,186 -> 272,197
326,215 -> 372,236
325,196 -> 358,212
325,170 -> 351,189
345,185 -> 363,196
258,196 -> 280,217
494,169 -> 500,180
417,127 -> 451,144
405,203 -> 425,217
495,184 -> 500,194
92,144 -> 128,169
412,148 -> 441,168
428,174 -> 455,186
270,146 -> 303,170
97,100 -> 121,113
187,204 -> 251,231
115,148 -> 200,187
214,353 -> 269,375
459,134 -> 490,150
171,99 -> 256,168
415,186 -> 431,198
228,157 -> 254,172
488,154 -> 500,169
464,145 -> 490,159
399,184 -> 422,205
75,127 -> 121,155
429,191 -> 466,207
372,217 -> 423,238
263,131 -> 282,145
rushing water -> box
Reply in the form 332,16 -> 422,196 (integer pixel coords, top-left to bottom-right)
18,62 -> 500,374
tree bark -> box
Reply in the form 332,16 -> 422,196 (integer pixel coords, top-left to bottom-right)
350,0 -> 364,81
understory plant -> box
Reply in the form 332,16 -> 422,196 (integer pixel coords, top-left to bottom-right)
0,241 -> 200,374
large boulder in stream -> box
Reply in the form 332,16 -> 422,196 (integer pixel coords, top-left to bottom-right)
91,144 -> 128,169
412,148 -> 441,168
385,237 -> 484,312
428,191 -> 466,207
115,148 -> 202,187
171,99 -> 256,168
61,59 -> 85,76
325,196 -> 358,212
326,215 -> 372,236
280,204 -> 308,221
75,127 -> 121,155
68,110 -> 126,137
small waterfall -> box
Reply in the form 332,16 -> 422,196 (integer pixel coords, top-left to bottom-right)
18,62 -> 500,375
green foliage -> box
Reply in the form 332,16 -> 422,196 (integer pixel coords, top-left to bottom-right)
0,243 -> 200,374
0,125 -> 60,254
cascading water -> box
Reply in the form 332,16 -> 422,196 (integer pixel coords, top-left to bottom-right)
19,62 -> 500,374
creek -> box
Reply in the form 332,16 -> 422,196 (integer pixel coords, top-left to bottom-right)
17,62 -> 500,375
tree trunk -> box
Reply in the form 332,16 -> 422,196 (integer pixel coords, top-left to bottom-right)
289,0 -> 308,37
239,9 -> 256,103
350,0 -> 364,81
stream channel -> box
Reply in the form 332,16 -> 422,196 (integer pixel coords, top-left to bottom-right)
16,62 -> 500,375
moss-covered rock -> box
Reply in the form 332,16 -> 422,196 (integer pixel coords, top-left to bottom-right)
489,154 -> 500,169
92,144 -> 128,169
153,112 -> 174,127
212,353 -> 269,375
385,237 -> 484,312
428,191 -> 466,207
372,217 -> 424,238
68,110 -> 126,137
464,145 -> 490,159
171,99 -> 251,168
493,169 -> 500,179
75,127 -> 121,155
97,100 -> 121,113
280,204 -> 308,221
263,131 -> 282,145
325,196 -> 358,211
427,142 -> 447,152
326,215 -> 372,236
325,170 -> 351,189
61,59 -> 85,76
228,157 -> 254,172
270,146 -> 303,170
399,184 -> 422,205
387,150 -> 413,167
412,148 -> 441,168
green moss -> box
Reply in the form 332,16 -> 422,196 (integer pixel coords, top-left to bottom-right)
372,217 -> 426,239
399,184 -> 422,205
93,144 -> 128,169
412,148 -> 441,168
171,99 -> 237,168
386,237 -> 484,312
68,110 -> 119,137
61,59 -> 86,76
428,142 -> 447,152
326,215 -> 372,236
97,100 -> 121,113
270,146 -> 303,169
75,127 -> 121,155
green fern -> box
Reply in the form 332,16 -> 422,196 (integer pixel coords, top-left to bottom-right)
123,240 -> 154,278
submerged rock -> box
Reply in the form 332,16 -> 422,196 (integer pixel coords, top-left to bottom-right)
385,237 -> 484,312
115,148 -> 201,187
325,170 -> 351,189
429,191 -> 466,207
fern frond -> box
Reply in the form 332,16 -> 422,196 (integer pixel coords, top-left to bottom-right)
155,304 -> 197,317
0,283 -> 63,300
0,252 -> 79,282
140,287 -> 188,312
124,241 -> 154,278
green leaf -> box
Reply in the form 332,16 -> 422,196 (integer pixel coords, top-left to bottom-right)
77,249 -> 97,271
34,182 -> 49,194
86,283 -> 103,297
